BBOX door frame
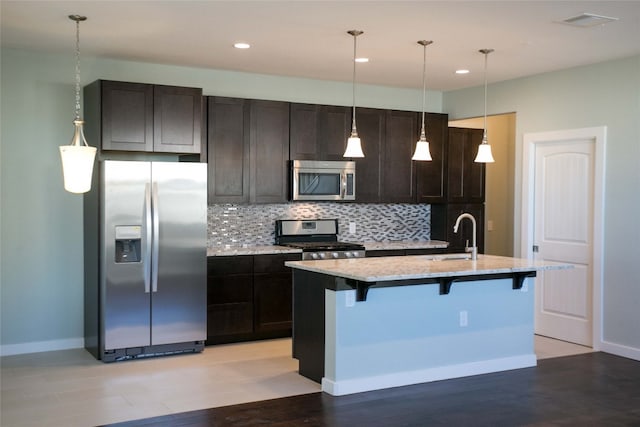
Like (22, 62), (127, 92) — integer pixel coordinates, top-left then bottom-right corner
(521, 126), (606, 350)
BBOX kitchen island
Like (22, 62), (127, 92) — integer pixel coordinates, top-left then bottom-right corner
(285, 254), (569, 396)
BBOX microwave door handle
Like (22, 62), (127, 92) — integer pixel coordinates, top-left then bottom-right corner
(341, 172), (346, 199)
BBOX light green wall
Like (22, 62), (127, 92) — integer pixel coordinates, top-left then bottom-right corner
(445, 55), (640, 354)
(0, 48), (441, 352)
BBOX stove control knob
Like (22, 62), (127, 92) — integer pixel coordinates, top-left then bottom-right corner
(319, 253), (326, 259)
(344, 252), (352, 258)
(332, 252), (340, 259)
(311, 253), (319, 260)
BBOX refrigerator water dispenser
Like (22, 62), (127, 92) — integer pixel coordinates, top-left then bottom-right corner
(115, 225), (142, 263)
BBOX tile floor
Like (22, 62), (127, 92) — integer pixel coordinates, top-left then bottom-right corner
(0, 336), (592, 427)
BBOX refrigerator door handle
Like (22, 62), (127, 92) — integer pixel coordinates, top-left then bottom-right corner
(151, 181), (160, 293)
(143, 183), (152, 293)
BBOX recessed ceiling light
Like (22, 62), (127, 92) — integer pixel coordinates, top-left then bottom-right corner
(560, 13), (619, 27)
(355, 57), (369, 63)
(456, 69), (470, 74)
(233, 42), (250, 49)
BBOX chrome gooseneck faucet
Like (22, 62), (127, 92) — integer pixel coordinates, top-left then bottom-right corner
(453, 213), (478, 260)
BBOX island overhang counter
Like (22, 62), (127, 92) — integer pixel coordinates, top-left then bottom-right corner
(285, 254), (570, 396)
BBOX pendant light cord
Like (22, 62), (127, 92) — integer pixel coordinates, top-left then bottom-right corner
(420, 42), (427, 137)
(483, 51), (488, 140)
(351, 32), (358, 135)
(74, 18), (82, 121)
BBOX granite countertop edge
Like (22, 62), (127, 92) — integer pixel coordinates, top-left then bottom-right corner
(207, 240), (449, 257)
(284, 254), (572, 283)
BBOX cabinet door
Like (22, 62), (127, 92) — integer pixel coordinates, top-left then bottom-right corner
(289, 103), (319, 160)
(101, 81), (153, 152)
(381, 110), (419, 203)
(253, 254), (299, 333)
(416, 113), (448, 203)
(354, 108), (384, 202)
(320, 105), (351, 160)
(250, 100), (290, 203)
(206, 256), (254, 341)
(289, 104), (349, 161)
(153, 85), (202, 154)
(207, 97), (250, 203)
(447, 128), (485, 203)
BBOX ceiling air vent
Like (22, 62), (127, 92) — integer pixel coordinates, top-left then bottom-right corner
(561, 13), (619, 27)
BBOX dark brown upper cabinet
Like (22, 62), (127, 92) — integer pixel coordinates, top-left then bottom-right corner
(249, 100), (290, 204)
(355, 109), (447, 204)
(207, 97), (250, 204)
(289, 103), (350, 161)
(207, 97), (289, 204)
(415, 113), (449, 203)
(381, 110), (420, 203)
(354, 108), (384, 203)
(85, 80), (202, 154)
(447, 127), (485, 203)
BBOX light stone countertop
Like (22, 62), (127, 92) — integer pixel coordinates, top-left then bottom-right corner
(207, 240), (448, 257)
(285, 254), (571, 282)
(207, 245), (301, 257)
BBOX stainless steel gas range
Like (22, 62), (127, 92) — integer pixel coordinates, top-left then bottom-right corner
(275, 219), (365, 260)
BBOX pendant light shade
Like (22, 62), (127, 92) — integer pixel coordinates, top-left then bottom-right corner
(474, 48), (495, 163)
(60, 15), (96, 194)
(343, 30), (365, 158)
(412, 40), (433, 161)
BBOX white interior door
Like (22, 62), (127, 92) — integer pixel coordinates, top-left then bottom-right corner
(533, 139), (595, 346)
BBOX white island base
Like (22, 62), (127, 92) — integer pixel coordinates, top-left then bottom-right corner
(323, 278), (535, 396)
(287, 255), (566, 396)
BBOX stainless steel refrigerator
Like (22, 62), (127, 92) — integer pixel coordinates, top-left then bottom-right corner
(84, 160), (207, 362)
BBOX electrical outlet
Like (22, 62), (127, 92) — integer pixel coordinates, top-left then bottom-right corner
(487, 220), (494, 231)
(349, 222), (356, 234)
(345, 290), (356, 307)
(459, 310), (468, 327)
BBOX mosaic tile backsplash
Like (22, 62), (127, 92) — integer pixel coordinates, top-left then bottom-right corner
(208, 203), (431, 248)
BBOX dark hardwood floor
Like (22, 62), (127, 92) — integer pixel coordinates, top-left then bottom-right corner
(102, 352), (640, 426)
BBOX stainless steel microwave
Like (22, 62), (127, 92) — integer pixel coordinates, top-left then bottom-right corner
(291, 160), (356, 201)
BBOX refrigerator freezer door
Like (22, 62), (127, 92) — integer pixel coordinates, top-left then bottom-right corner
(103, 161), (152, 350)
(151, 162), (207, 345)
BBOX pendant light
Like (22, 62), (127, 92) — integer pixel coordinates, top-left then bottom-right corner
(474, 48), (495, 163)
(59, 15), (97, 193)
(412, 40), (434, 161)
(343, 30), (365, 158)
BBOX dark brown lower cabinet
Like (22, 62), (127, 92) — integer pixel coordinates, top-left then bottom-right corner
(431, 203), (485, 254)
(206, 253), (300, 345)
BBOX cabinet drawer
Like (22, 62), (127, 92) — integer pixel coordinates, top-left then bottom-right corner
(366, 249), (405, 257)
(207, 255), (253, 276)
(254, 253), (301, 273)
(405, 248), (447, 256)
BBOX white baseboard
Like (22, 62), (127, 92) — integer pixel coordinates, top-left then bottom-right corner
(322, 354), (537, 396)
(600, 340), (640, 361)
(0, 337), (84, 357)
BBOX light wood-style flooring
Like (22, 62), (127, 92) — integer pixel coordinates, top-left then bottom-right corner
(1, 336), (591, 427)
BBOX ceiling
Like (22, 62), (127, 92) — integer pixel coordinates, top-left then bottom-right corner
(2, 1), (639, 91)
